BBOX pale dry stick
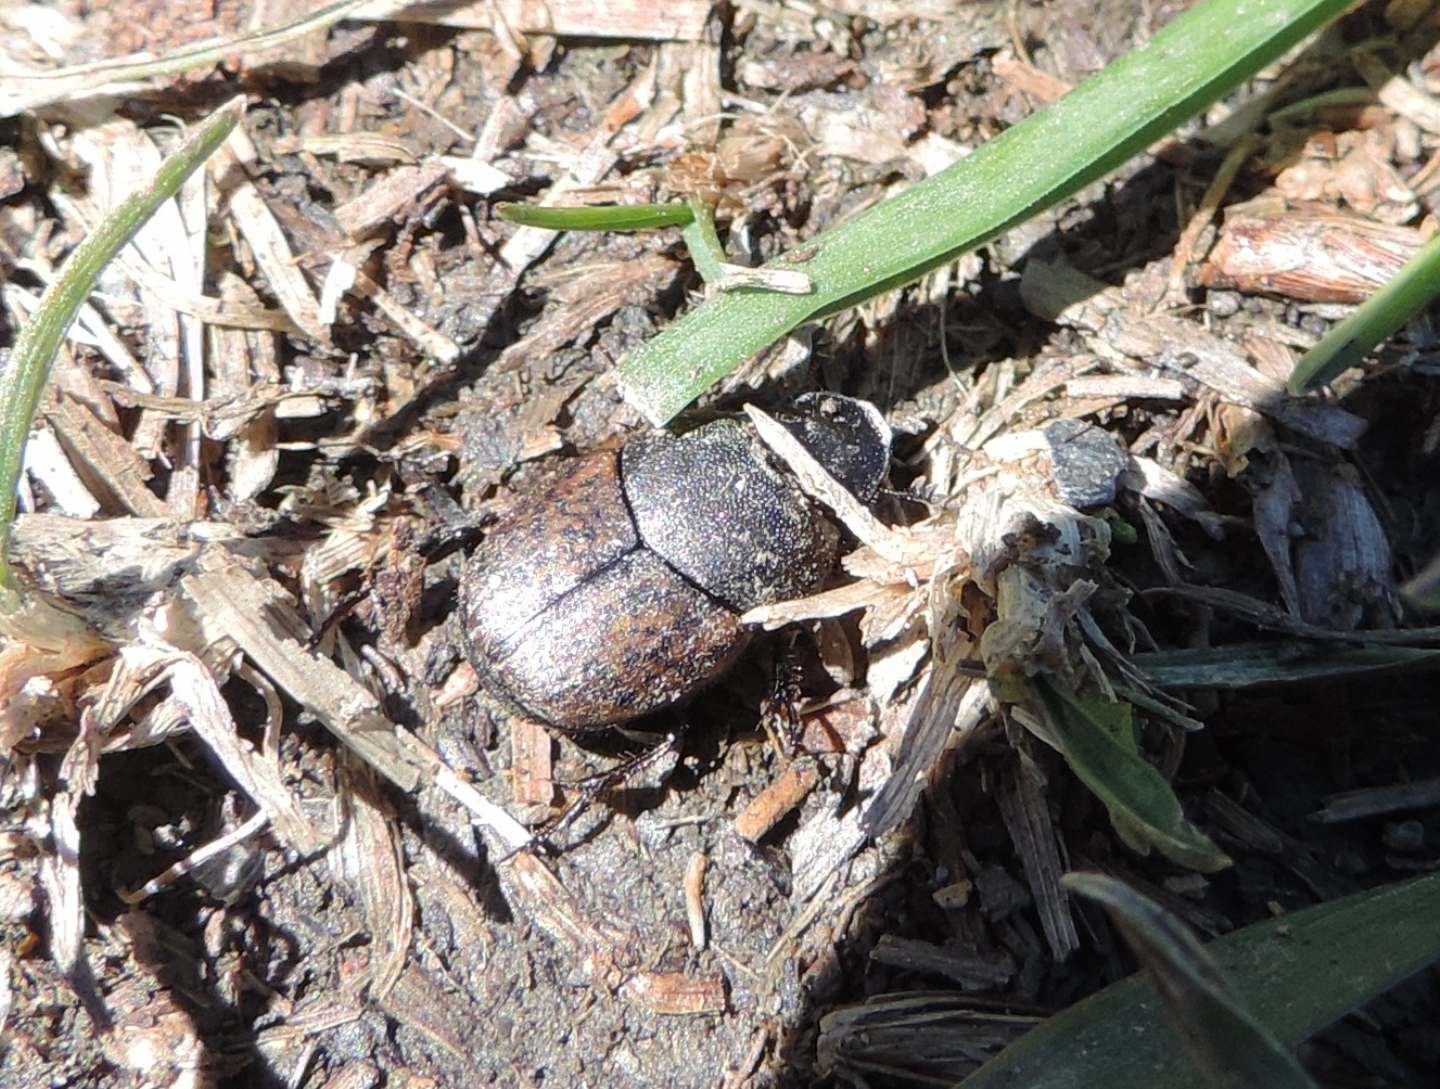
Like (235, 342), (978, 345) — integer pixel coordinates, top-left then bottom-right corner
(742, 405), (906, 565)
(389, 86), (476, 144)
(764, 867), (841, 969)
(213, 130), (328, 342)
(684, 851), (708, 950)
(18, 429), (100, 518)
(5, 275), (155, 394)
(119, 810), (270, 904)
(173, 164), (210, 518)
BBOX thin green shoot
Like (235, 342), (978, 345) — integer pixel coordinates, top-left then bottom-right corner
(1288, 228), (1440, 393)
(0, 96), (245, 601)
(496, 201), (695, 231)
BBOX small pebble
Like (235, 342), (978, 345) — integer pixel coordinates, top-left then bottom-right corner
(1206, 290), (1241, 317)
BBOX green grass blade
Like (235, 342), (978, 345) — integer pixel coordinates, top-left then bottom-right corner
(1404, 551), (1440, 609)
(1132, 642), (1440, 688)
(0, 96), (244, 598)
(1289, 228), (1440, 393)
(1031, 676), (1230, 872)
(496, 201), (695, 230)
(961, 871), (1440, 1089)
(1066, 874), (1318, 1089)
(617, 0), (1351, 424)
(679, 198), (729, 284)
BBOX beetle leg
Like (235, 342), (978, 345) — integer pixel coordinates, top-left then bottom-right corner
(523, 731), (682, 854)
(759, 632), (805, 759)
(309, 506), (485, 651)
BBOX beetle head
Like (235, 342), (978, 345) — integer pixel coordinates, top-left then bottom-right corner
(781, 393), (892, 503)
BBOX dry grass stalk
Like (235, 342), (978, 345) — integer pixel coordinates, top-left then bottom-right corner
(995, 756), (1080, 961)
(352, 0), (715, 42)
(0, 0), (404, 116)
(334, 763), (415, 1000)
(213, 130), (329, 343)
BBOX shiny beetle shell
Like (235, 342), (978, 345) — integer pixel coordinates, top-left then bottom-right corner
(459, 394), (890, 732)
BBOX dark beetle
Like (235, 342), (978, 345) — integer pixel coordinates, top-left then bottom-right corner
(460, 394), (891, 733)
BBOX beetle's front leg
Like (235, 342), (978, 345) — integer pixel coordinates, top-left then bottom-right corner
(512, 730), (683, 856)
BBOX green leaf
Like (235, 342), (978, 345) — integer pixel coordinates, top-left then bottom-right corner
(617, 0), (1352, 423)
(0, 97), (245, 601)
(962, 871), (1440, 1089)
(1030, 676), (1230, 872)
(499, 198), (775, 290)
(1066, 873), (1317, 1089)
(496, 201), (695, 230)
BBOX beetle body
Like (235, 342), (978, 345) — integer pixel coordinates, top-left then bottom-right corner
(460, 394), (890, 733)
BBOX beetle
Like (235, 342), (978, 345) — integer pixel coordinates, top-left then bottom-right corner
(459, 393), (891, 733)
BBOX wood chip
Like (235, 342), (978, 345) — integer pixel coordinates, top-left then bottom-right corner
(509, 717), (554, 807)
(1199, 206), (1426, 304)
(41, 726), (93, 979)
(1354, 51), (1440, 135)
(992, 51), (1072, 104)
(209, 274), (280, 501)
(864, 632), (988, 840)
(69, 118), (191, 459)
(734, 761), (821, 842)
(1063, 374), (1187, 401)
(995, 757), (1079, 961)
(1291, 460), (1395, 629)
(1021, 260), (1368, 449)
(21, 428), (101, 519)
(334, 763), (414, 999)
(126, 642), (328, 855)
(743, 405), (905, 564)
(869, 934), (1016, 988)
(180, 554), (421, 791)
(273, 132), (419, 165)
(42, 399), (167, 517)
(213, 130), (329, 343)
(790, 741), (894, 901)
(1311, 778), (1440, 824)
(351, 269), (461, 363)
(1205, 790), (1286, 854)
(1167, 132), (1261, 302)
(378, 962), (488, 1076)
(619, 971), (727, 1015)
(333, 160), (449, 239)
